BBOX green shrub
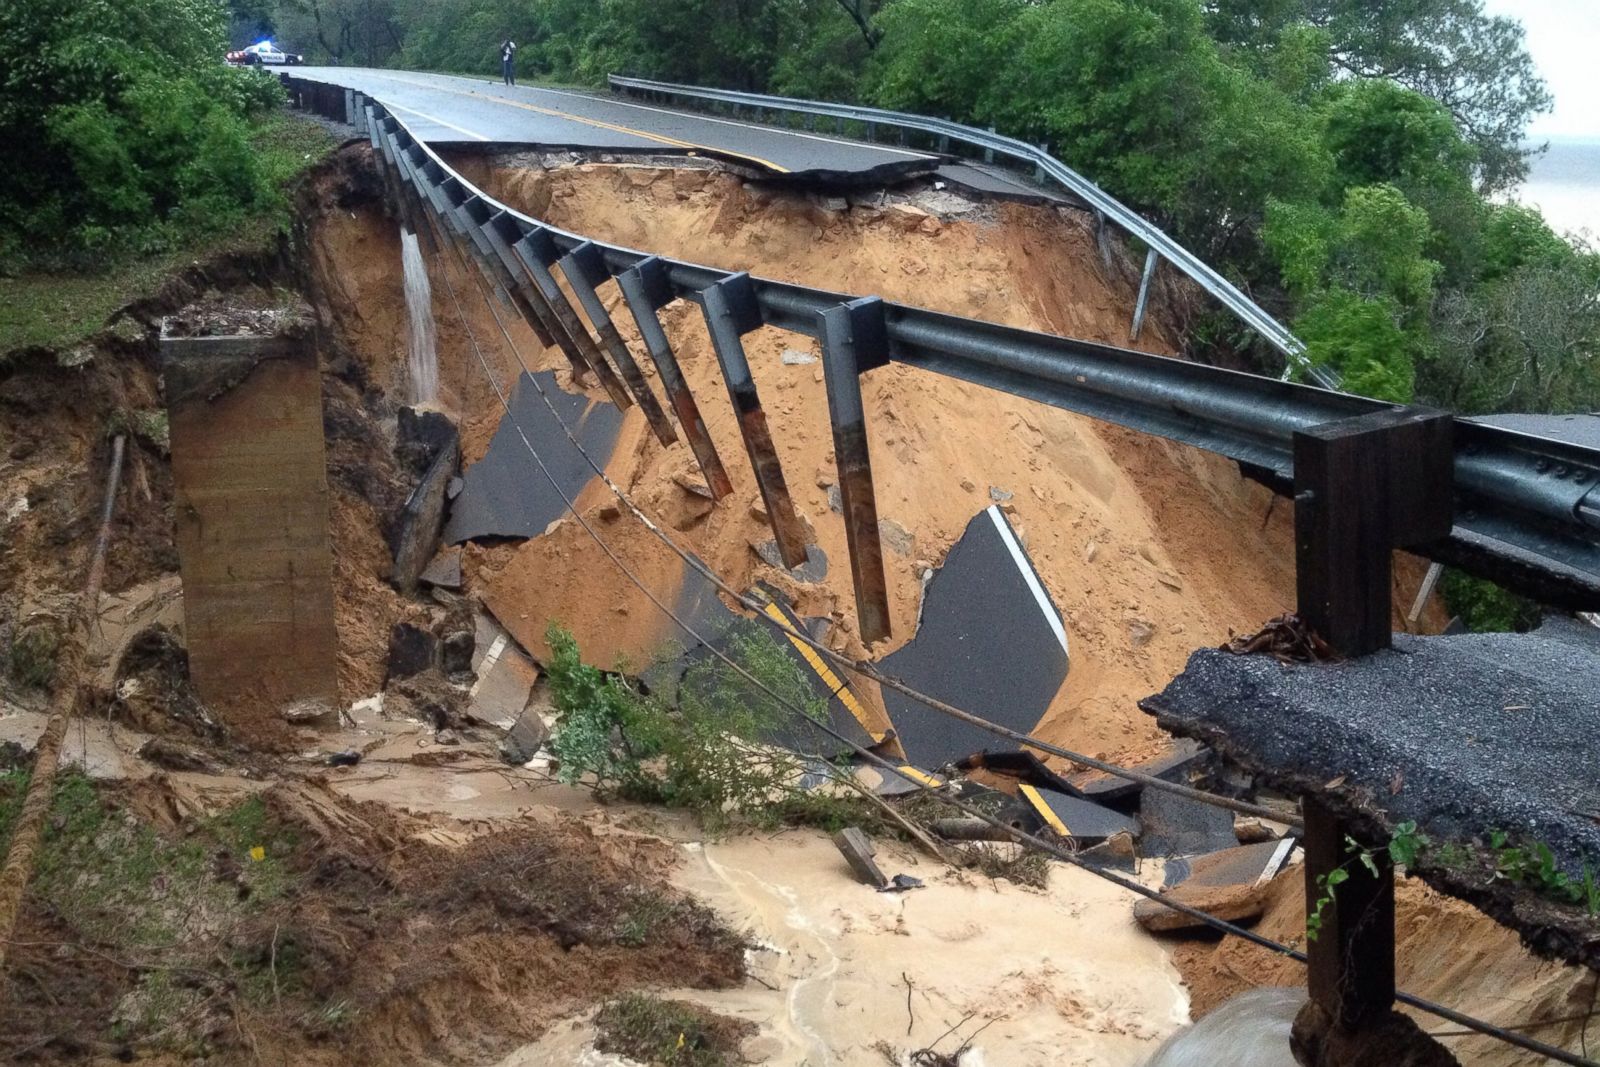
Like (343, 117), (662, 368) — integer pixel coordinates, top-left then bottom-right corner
(0, 0), (288, 268)
(545, 620), (848, 830)
(1440, 569), (1540, 633)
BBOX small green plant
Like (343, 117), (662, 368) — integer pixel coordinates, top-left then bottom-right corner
(7, 619), (61, 690)
(593, 993), (752, 1067)
(1485, 830), (1600, 916)
(1306, 821), (1429, 942)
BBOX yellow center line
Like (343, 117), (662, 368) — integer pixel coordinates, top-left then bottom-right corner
(374, 73), (791, 174)
(761, 603), (883, 740)
(1019, 783), (1069, 835)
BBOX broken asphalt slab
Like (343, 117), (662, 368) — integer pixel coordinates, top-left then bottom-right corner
(469, 614), (541, 730)
(1142, 631), (1600, 965)
(1019, 784), (1139, 845)
(1141, 632), (1600, 872)
(1068, 738), (1207, 805)
(878, 505), (1070, 769)
(444, 370), (623, 544)
(1135, 839), (1298, 933)
(1137, 783), (1239, 860)
(634, 567), (880, 760)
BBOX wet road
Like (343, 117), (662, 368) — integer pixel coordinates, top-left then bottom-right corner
(291, 67), (936, 179)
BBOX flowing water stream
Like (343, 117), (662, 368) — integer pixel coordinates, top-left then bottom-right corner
(400, 226), (439, 407)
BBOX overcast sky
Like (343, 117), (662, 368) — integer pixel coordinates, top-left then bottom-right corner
(1480, 0), (1600, 140)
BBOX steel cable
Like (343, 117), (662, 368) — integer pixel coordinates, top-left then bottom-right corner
(420, 212), (1594, 1066)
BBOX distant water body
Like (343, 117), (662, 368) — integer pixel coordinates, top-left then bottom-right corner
(1516, 137), (1600, 239)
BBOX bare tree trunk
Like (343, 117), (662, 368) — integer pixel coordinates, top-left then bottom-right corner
(833, 0), (881, 49)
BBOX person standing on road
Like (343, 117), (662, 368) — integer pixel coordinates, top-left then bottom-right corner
(500, 38), (517, 86)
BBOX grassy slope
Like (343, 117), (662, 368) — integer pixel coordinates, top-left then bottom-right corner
(0, 112), (336, 356)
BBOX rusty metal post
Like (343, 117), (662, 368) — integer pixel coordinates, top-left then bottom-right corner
(1292, 407), (1453, 1039)
(699, 273), (809, 568)
(1130, 247), (1159, 342)
(818, 297), (892, 644)
(513, 227), (635, 410)
(616, 256), (735, 499)
(558, 241), (677, 445)
(431, 174), (521, 315)
(380, 126), (441, 257)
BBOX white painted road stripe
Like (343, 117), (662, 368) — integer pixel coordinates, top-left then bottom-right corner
(986, 504), (1069, 654)
(384, 100), (490, 141)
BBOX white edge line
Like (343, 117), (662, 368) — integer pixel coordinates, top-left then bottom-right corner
(986, 504), (1069, 655)
(384, 100), (490, 141)
(468, 633), (509, 697)
(1257, 837), (1299, 886)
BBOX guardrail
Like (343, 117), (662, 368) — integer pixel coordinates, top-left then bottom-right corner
(608, 74), (1335, 388)
(281, 76), (1600, 616)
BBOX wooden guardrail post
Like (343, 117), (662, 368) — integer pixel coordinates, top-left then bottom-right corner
(1291, 407), (1452, 1050)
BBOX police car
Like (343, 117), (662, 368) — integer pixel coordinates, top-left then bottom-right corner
(227, 41), (303, 66)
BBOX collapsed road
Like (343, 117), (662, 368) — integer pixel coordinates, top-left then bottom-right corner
(290, 66), (1062, 200)
(4, 68), (1598, 1066)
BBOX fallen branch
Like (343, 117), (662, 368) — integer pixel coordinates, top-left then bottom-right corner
(0, 435), (126, 980)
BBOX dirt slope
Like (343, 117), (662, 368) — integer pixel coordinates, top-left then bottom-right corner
(1173, 871), (1600, 1065)
(326, 154), (1434, 765)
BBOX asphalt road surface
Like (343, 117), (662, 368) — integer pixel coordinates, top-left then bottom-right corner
(293, 68), (935, 177)
(292, 67), (1059, 198)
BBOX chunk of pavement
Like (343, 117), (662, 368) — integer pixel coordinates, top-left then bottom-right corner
(855, 763), (944, 797)
(1069, 738), (1207, 804)
(391, 429), (460, 594)
(385, 622), (439, 683)
(419, 546), (463, 590)
(469, 624), (540, 730)
(833, 827), (889, 888)
(879, 505), (1069, 768)
(750, 539), (829, 583)
(445, 370), (624, 543)
(1140, 633), (1600, 881)
(781, 348), (817, 365)
(441, 629), (474, 676)
(1019, 784), (1140, 845)
(1139, 782), (1240, 859)
(672, 471), (716, 501)
(669, 602), (880, 760)
(989, 486), (1013, 503)
(879, 518), (914, 557)
(1135, 839), (1298, 933)
(1134, 878), (1271, 934)
(499, 706), (550, 764)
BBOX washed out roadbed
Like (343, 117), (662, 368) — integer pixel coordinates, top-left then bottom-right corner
(0, 760), (746, 1065)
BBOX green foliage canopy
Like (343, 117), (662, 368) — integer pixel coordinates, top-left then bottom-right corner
(0, 0), (284, 266)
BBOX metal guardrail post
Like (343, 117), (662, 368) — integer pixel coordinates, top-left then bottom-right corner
(700, 273), (811, 568)
(308, 98), (1600, 606)
(616, 256), (735, 499)
(513, 227), (634, 408)
(1131, 247), (1159, 342)
(818, 297), (893, 644)
(559, 241), (677, 445)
